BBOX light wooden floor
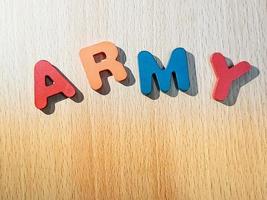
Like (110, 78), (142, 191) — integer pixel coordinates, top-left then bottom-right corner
(0, 0), (266, 199)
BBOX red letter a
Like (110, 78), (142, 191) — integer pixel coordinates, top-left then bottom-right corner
(34, 60), (76, 109)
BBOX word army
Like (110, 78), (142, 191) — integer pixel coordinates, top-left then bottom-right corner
(34, 41), (255, 111)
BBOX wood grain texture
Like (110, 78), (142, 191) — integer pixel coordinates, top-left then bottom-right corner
(0, 0), (266, 199)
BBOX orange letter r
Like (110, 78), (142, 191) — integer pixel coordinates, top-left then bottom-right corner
(79, 41), (127, 90)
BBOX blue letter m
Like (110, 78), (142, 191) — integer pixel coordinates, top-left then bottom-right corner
(138, 48), (190, 95)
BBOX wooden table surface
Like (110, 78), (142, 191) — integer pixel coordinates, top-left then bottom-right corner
(0, 0), (266, 199)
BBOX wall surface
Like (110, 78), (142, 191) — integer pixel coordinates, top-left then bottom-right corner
(0, 0), (266, 199)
